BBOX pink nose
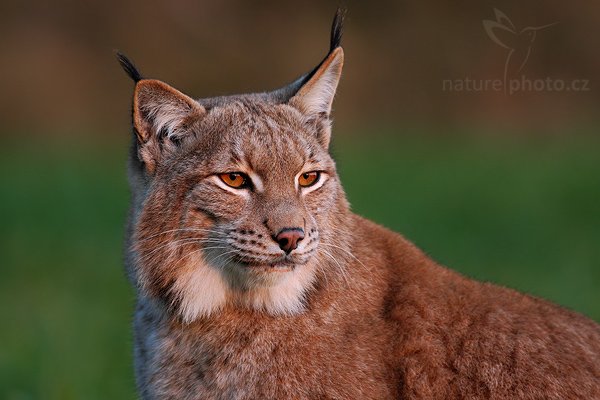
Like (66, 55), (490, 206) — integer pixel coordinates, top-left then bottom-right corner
(275, 228), (305, 254)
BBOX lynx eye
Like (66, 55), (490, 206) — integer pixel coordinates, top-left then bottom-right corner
(298, 171), (320, 188)
(219, 172), (249, 189)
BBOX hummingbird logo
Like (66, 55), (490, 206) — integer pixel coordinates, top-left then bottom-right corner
(483, 9), (556, 89)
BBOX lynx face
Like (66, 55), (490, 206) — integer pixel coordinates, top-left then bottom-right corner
(183, 102), (337, 276)
(121, 21), (346, 322)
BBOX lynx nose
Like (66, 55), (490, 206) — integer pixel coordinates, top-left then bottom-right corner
(275, 228), (305, 254)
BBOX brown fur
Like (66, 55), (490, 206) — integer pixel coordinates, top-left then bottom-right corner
(119, 11), (600, 399)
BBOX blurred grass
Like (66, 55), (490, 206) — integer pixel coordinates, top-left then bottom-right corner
(1, 131), (599, 399)
(0, 135), (133, 400)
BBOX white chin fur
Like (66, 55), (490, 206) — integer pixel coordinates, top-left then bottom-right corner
(172, 258), (317, 323)
(171, 260), (228, 323)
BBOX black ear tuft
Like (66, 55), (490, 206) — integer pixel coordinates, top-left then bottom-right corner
(330, 7), (345, 51)
(115, 51), (143, 83)
(264, 7), (347, 104)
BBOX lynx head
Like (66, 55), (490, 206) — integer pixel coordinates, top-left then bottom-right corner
(120, 10), (350, 322)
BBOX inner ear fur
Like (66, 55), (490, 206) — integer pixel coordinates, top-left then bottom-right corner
(133, 79), (206, 144)
(289, 47), (344, 148)
(132, 80), (205, 173)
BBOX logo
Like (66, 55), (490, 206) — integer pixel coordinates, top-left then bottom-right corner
(441, 9), (589, 94)
(483, 9), (556, 88)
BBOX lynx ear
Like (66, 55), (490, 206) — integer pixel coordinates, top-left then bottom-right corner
(133, 79), (206, 144)
(117, 52), (206, 173)
(288, 9), (345, 148)
(289, 47), (344, 119)
(129, 80), (206, 173)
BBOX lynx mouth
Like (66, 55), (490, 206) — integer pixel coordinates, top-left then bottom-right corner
(242, 260), (297, 272)
(229, 251), (313, 273)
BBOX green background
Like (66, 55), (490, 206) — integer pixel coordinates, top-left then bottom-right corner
(1, 131), (599, 399)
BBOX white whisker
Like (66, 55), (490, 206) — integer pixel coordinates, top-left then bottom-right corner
(135, 227), (226, 244)
(320, 247), (350, 287)
(320, 242), (368, 271)
(139, 237), (226, 263)
(170, 246), (233, 268)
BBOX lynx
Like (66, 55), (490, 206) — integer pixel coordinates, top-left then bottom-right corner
(118, 10), (600, 399)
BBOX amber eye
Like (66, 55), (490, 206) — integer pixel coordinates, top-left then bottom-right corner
(219, 172), (249, 189)
(298, 171), (320, 188)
